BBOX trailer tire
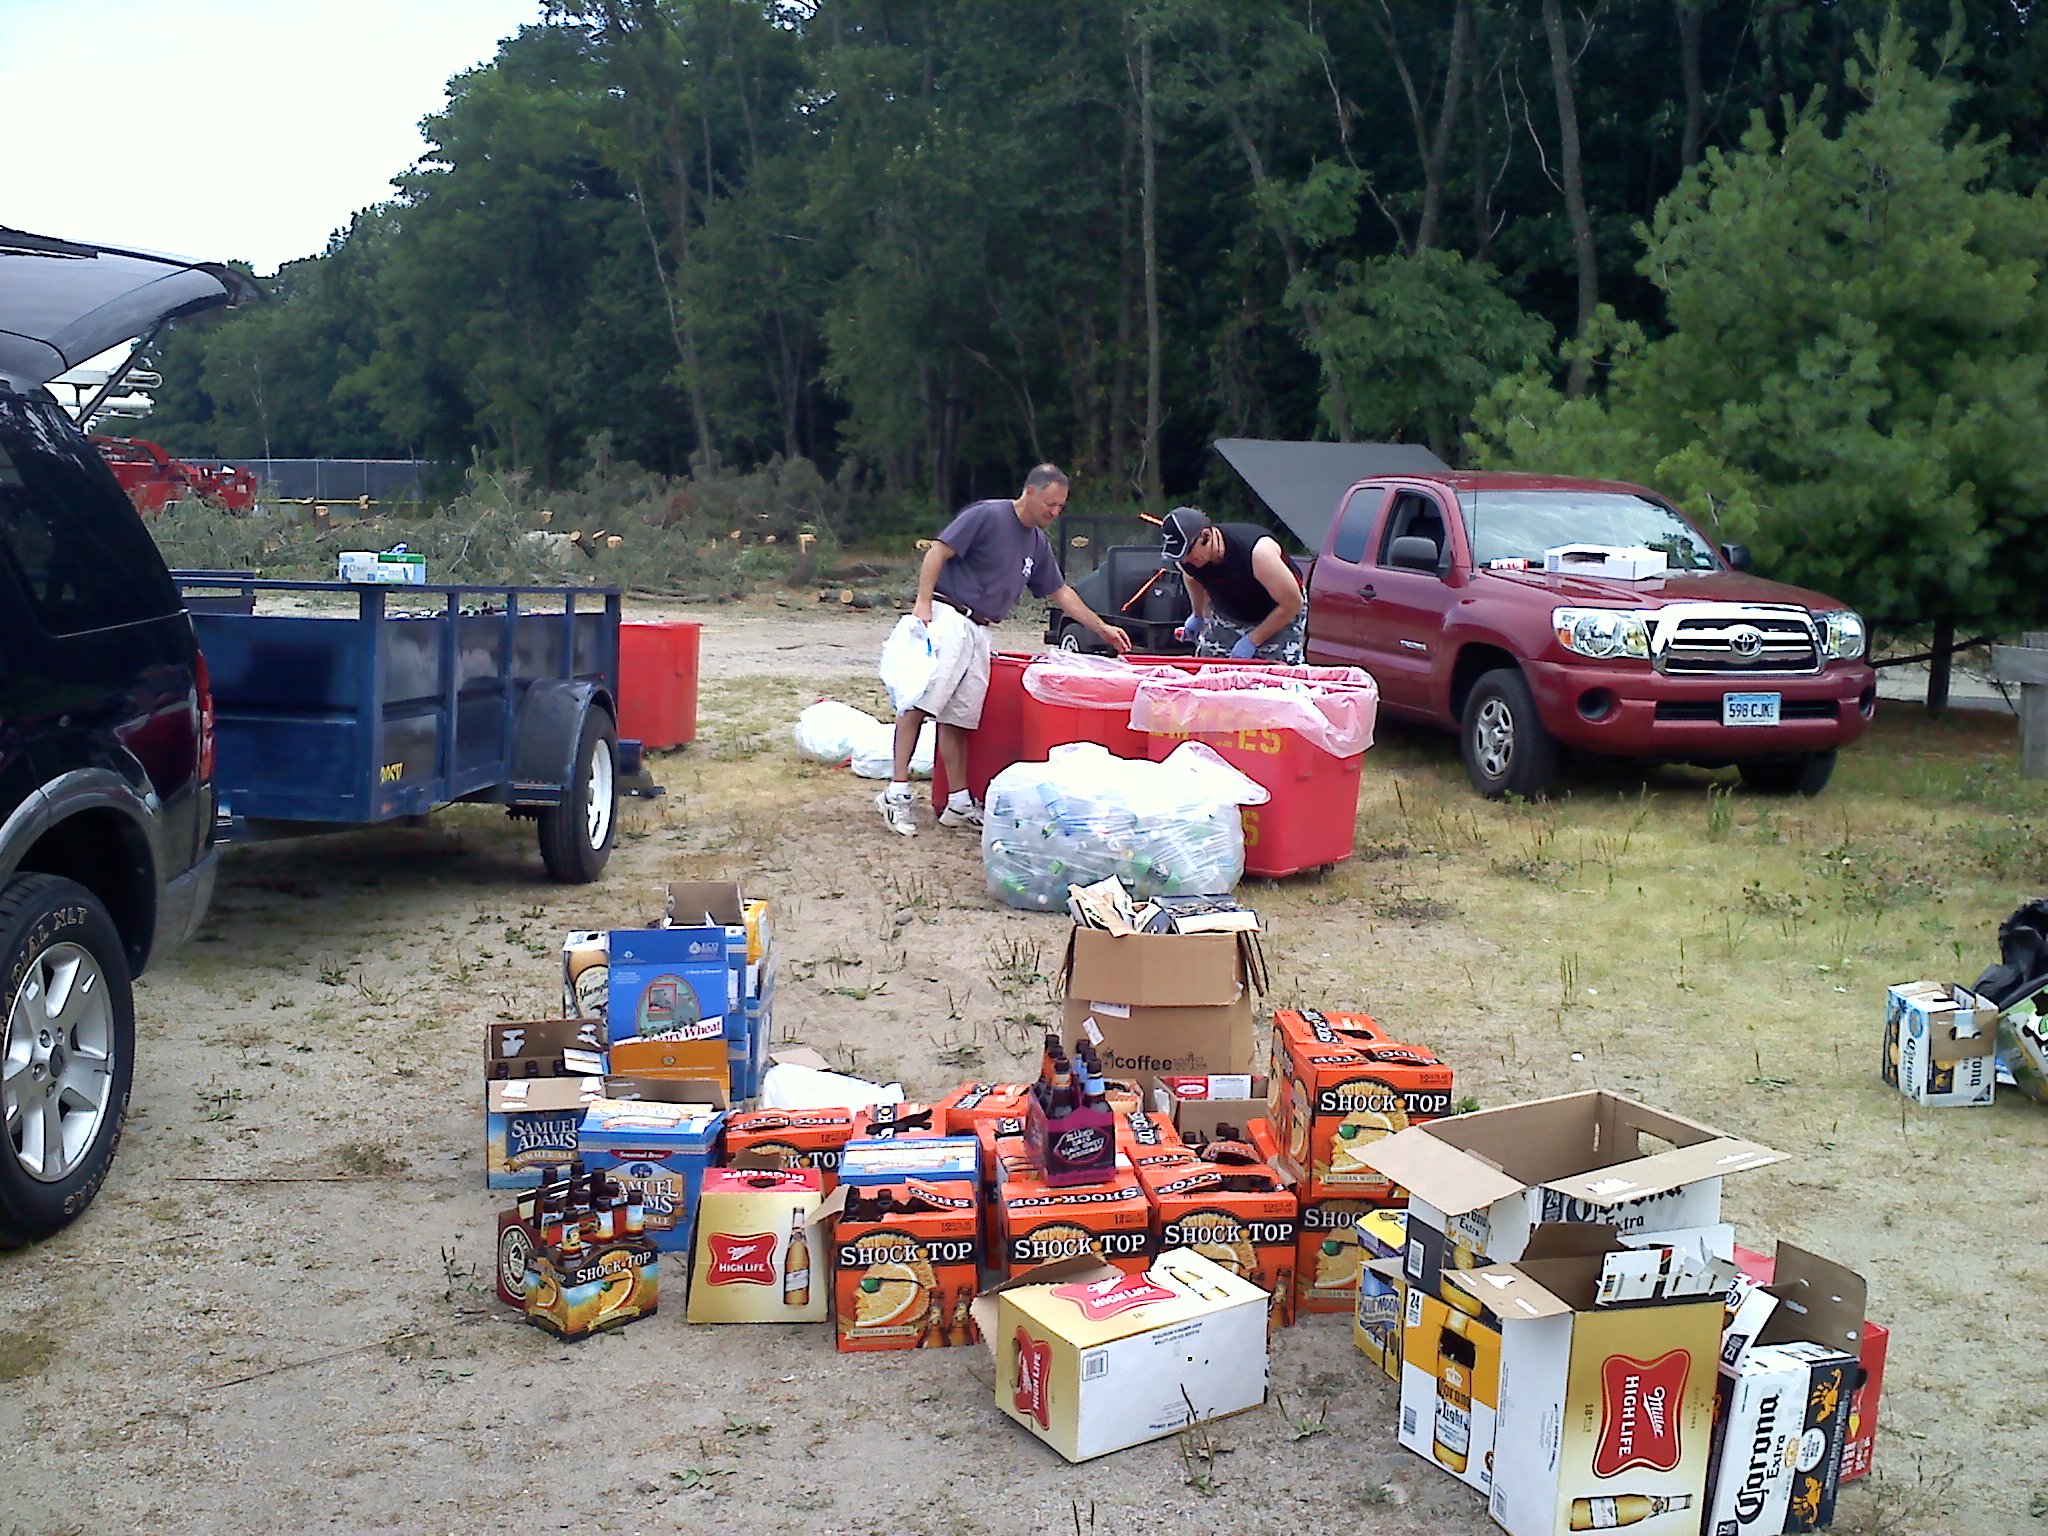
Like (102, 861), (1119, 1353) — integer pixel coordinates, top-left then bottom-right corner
(538, 708), (617, 884)
(0, 875), (135, 1248)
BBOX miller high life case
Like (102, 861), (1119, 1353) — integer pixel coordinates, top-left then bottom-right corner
(1464, 1226), (1724, 1536)
(997, 1162), (1154, 1279)
(830, 1179), (982, 1352)
(975, 1250), (1270, 1463)
(1141, 1159), (1298, 1329)
(1268, 1009), (1453, 1200)
(686, 1168), (828, 1323)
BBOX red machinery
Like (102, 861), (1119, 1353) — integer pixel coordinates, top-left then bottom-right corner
(90, 436), (258, 514)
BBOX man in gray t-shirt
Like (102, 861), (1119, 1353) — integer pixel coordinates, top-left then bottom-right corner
(877, 463), (1132, 836)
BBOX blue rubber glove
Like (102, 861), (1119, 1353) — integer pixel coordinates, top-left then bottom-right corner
(1229, 634), (1258, 660)
(1177, 614), (1206, 644)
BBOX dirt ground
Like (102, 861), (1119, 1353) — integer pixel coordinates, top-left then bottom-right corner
(3, 597), (2043, 1536)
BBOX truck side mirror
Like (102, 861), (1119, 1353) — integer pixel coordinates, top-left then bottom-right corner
(1388, 535), (1440, 573)
(1721, 542), (1752, 572)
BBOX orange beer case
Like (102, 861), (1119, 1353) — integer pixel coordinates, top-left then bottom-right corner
(938, 1081), (1033, 1136)
(723, 1107), (859, 1190)
(686, 1168), (829, 1323)
(1296, 1197), (1379, 1314)
(1140, 1159), (1298, 1329)
(997, 1162), (1155, 1278)
(1268, 1009), (1453, 1200)
(830, 1180), (981, 1351)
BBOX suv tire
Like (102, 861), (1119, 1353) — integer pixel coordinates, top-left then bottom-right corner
(1738, 750), (1837, 797)
(1462, 668), (1558, 800)
(0, 874), (135, 1247)
(538, 708), (618, 884)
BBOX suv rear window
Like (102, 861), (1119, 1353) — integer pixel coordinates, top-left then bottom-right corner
(0, 392), (179, 634)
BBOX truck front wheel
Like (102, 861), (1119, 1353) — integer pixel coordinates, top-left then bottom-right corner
(1737, 750), (1836, 796)
(1462, 669), (1558, 800)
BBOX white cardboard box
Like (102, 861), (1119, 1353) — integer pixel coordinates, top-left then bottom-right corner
(337, 550), (426, 584)
(1543, 544), (1669, 580)
(976, 1248), (1269, 1463)
(1882, 981), (1997, 1106)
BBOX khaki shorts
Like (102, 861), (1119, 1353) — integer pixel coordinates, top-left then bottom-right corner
(912, 604), (991, 728)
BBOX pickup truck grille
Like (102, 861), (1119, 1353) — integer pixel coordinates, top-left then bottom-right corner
(1650, 605), (1821, 677)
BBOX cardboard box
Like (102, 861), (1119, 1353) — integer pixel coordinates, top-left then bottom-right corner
(997, 1162), (1154, 1278)
(608, 926), (737, 1047)
(723, 1107), (858, 1190)
(609, 1035), (730, 1096)
(1400, 1283), (1504, 1494)
(561, 930), (609, 1020)
(976, 1250), (1270, 1463)
(485, 1018), (607, 1083)
(1542, 543), (1667, 580)
(1356, 1251), (1407, 1381)
(338, 549), (426, 584)
(1463, 1227), (1726, 1536)
(1296, 1197), (1379, 1315)
(1365, 1091), (1783, 1307)
(576, 1080), (727, 1254)
(937, 1081), (1033, 1136)
(1060, 927), (1265, 1090)
(1268, 1010), (1453, 1199)
(1142, 1158), (1298, 1330)
(686, 1167), (829, 1323)
(1703, 1342), (1857, 1536)
(838, 1136), (980, 1189)
(1115, 1109), (1191, 1170)
(1731, 1243), (1882, 1487)
(830, 1180), (981, 1351)
(1883, 981), (1997, 1106)
(486, 1075), (604, 1189)
(1157, 1075), (1271, 1147)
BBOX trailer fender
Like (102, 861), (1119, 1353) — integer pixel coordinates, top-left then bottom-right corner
(508, 680), (614, 804)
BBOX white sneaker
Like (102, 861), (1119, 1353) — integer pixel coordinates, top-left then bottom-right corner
(938, 800), (984, 829)
(876, 790), (918, 836)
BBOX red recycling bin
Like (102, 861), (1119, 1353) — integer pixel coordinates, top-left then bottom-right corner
(1135, 666), (1377, 879)
(932, 652), (1033, 810)
(1018, 657), (1151, 761)
(617, 620), (701, 750)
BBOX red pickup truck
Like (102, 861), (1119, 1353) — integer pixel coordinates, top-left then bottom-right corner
(1218, 440), (1876, 799)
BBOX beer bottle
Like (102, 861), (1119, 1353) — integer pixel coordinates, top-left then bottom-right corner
(1433, 1319), (1476, 1474)
(1048, 1058), (1074, 1119)
(917, 1288), (947, 1348)
(1567, 1493), (1692, 1530)
(782, 1209), (812, 1308)
(947, 1288), (974, 1347)
(623, 1187), (646, 1239)
(593, 1191), (616, 1245)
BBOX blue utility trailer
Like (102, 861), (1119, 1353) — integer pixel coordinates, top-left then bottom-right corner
(174, 575), (632, 882)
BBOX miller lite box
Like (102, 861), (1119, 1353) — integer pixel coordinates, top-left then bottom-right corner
(1466, 1224), (1727, 1536)
(974, 1249), (1269, 1463)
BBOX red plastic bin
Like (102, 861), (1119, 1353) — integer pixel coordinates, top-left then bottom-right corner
(1146, 727), (1362, 877)
(932, 652), (1034, 810)
(617, 620), (701, 750)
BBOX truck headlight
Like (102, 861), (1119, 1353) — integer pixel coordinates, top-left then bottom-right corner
(1552, 608), (1650, 660)
(1821, 610), (1866, 660)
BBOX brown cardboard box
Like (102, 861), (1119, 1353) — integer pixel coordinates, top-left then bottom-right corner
(1059, 926), (1265, 1092)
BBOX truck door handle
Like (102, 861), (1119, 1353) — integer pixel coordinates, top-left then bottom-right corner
(1357, 584), (1376, 601)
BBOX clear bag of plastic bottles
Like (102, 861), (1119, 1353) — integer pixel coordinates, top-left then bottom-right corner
(981, 741), (1269, 912)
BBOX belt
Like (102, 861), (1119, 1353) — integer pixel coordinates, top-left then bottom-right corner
(934, 593), (994, 626)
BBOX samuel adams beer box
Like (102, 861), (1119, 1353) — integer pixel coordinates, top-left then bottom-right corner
(484, 1020), (607, 1189)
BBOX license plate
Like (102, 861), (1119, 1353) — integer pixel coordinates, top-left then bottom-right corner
(1722, 691), (1781, 726)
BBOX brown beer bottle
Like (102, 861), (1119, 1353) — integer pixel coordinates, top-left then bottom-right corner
(782, 1209), (812, 1307)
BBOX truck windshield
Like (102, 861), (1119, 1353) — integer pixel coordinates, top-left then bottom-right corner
(1456, 490), (1719, 572)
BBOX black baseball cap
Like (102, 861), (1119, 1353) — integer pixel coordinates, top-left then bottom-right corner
(1160, 506), (1210, 562)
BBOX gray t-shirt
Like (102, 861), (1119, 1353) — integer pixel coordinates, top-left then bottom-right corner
(932, 498), (1063, 622)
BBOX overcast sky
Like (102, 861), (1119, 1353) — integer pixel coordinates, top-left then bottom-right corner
(2, 0), (545, 275)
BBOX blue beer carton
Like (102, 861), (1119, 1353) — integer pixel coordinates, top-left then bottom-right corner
(608, 927), (738, 1046)
(578, 1077), (729, 1255)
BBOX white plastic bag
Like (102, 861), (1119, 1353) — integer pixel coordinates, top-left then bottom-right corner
(1129, 665), (1380, 758)
(794, 699), (932, 778)
(759, 1060), (906, 1111)
(981, 741), (1268, 912)
(879, 615), (939, 715)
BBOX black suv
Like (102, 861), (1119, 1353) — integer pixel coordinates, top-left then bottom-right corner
(0, 230), (252, 1244)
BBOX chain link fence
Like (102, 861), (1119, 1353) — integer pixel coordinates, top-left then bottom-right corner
(193, 458), (440, 504)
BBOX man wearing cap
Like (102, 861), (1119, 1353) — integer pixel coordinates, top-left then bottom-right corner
(877, 464), (1132, 837)
(1160, 506), (1306, 664)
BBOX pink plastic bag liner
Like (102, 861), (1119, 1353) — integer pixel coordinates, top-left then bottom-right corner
(1020, 653), (1149, 709)
(1129, 665), (1380, 758)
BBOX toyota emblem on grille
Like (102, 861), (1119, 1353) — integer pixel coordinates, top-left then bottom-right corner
(1728, 625), (1764, 658)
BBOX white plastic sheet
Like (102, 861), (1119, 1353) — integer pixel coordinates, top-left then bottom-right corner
(759, 1060), (905, 1110)
(1129, 665), (1380, 758)
(981, 741), (1267, 912)
(1020, 652), (1147, 708)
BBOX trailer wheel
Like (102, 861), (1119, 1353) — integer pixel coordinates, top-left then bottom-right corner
(538, 708), (617, 883)
(0, 875), (135, 1248)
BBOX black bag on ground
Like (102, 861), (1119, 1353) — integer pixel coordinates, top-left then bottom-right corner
(1971, 897), (2048, 1006)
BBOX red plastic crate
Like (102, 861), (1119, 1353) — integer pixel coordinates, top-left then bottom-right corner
(617, 620), (701, 750)
(1146, 726), (1362, 877)
(932, 651), (1033, 809)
